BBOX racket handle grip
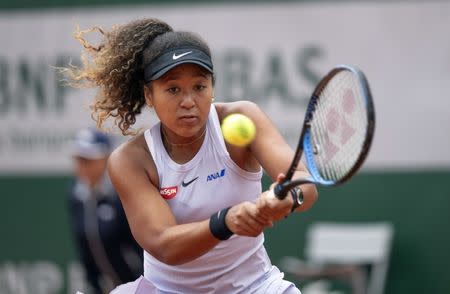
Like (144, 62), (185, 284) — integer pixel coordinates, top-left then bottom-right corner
(274, 183), (289, 200)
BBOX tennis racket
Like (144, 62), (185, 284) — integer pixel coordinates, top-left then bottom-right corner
(274, 65), (375, 199)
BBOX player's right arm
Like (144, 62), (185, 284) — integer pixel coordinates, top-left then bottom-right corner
(107, 135), (269, 265)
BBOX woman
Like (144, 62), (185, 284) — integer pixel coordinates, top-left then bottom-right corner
(66, 18), (318, 294)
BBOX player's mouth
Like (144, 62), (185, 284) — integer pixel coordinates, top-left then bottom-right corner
(179, 115), (198, 124)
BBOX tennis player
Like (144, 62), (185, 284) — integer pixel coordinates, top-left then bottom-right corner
(65, 18), (318, 294)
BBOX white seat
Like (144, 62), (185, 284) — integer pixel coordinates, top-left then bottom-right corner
(280, 222), (394, 294)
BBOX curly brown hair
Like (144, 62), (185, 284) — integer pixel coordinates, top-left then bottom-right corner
(63, 18), (174, 135)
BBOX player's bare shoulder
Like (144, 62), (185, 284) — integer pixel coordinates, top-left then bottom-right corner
(108, 132), (158, 186)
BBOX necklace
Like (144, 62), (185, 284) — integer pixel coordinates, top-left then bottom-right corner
(161, 126), (207, 147)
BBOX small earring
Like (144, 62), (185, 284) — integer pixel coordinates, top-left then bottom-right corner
(211, 97), (215, 102)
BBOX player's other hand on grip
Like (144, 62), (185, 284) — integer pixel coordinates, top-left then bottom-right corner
(256, 174), (293, 222)
(225, 202), (273, 237)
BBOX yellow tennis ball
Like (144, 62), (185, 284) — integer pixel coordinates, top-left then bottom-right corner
(221, 113), (256, 147)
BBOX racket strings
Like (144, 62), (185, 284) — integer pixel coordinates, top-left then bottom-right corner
(328, 72), (366, 179)
(310, 70), (369, 182)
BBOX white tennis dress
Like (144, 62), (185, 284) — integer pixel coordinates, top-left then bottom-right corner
(111, 105), (300, 294)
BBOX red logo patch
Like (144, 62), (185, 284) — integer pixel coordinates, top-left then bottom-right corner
(159, 186), (178, 199)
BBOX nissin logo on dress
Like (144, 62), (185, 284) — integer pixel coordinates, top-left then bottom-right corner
(207, 168), (226, 182)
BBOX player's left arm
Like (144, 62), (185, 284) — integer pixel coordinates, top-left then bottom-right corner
(221, 101), (318, 215)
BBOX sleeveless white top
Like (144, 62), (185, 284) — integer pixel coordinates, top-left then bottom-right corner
(143, 105), (273, 293)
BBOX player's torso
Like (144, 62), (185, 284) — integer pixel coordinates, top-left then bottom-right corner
(159, 143), (261, 224)
(142, 105), (273, 293)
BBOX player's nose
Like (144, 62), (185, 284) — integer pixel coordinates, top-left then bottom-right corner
(179, 91), (196, 108)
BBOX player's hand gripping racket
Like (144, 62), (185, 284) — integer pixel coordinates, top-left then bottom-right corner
(274, 65), (375, 199)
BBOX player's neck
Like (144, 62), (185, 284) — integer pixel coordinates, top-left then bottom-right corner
(160, 126), (206, 164)
(161, 126), (206, 147)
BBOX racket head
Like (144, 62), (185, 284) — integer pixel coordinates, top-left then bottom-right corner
(274, 65), (375, 198)
(304, 65), (375, 186)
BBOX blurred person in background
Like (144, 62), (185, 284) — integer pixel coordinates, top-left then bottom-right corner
(68, 128), (143, 294)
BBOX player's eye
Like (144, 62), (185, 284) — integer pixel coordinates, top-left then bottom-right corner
(194, 84), (206, 91)
(167, 87), (179, 94)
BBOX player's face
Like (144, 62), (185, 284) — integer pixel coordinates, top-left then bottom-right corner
(145, 64), (213, 142)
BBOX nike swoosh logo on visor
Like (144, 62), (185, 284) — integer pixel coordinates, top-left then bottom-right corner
(173, 51), (193, 60)
(181, 176), (199, 187)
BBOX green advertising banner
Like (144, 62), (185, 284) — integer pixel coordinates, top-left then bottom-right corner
(2, 171), (450, 293)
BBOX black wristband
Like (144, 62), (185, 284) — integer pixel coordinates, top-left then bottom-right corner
(209, 206), (234, 240)
(290, 187), (303, 213)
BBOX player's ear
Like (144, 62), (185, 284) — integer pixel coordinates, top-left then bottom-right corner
(144, 85), (153, 107)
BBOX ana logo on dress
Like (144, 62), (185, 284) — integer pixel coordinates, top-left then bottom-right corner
(160, 186), (178, 199)
(207, 168), (226, 182)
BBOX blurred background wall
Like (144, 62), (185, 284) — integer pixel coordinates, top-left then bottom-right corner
(0, 0), (449, 293)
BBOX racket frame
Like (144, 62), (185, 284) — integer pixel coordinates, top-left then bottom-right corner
(274, 65), (375, 199)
